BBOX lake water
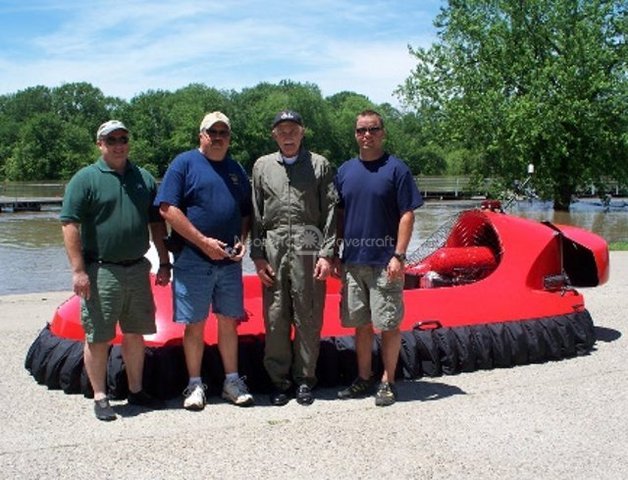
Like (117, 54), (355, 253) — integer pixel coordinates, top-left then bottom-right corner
(0, 200), (626, 296)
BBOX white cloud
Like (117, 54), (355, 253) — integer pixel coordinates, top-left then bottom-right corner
(0, 0), (440, 106)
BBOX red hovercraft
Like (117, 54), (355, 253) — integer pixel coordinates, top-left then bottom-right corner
(25, 201), (609, 399)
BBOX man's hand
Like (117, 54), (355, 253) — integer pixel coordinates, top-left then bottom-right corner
(387, 256), (405, 280)
(254, 259), (276, 286)
(72, 271), (91, 299)
(229, 241), (247, 262)
(314, 257), (332, 281)
(155, 265), (171, 286)
(330, 257), (342, 279)
(200, 236), (229, 260)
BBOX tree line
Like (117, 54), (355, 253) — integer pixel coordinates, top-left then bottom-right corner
(0, 81), (445, 182)
(0, 0), (625, 210)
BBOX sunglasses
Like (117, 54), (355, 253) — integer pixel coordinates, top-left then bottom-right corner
(206, 128), (230, 138)
(355, 126), (382, 136)
(104, 136), (129, 146)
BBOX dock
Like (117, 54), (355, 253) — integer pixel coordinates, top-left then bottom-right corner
(0, 196), (63, 213)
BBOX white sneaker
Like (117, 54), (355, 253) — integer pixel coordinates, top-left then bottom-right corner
(222, 376), (254, 407)
(183, 383), (207, 411)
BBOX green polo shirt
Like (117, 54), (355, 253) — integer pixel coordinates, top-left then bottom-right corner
(60, 157), (161, 263)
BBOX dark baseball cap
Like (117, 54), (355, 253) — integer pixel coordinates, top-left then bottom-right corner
(272, 110), (303, 129)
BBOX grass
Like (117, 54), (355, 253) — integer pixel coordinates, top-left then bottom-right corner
(609, 241), (628, 251)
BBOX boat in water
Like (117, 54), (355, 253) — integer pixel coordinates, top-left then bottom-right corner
(25, 202), (609, 399)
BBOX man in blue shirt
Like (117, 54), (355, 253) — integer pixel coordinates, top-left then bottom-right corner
(156, 112), (254, 410)
(334, 110), (423, 406)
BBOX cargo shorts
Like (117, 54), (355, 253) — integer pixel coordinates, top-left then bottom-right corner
(81, 258), (156, 343)
(340, 264), (404, 331)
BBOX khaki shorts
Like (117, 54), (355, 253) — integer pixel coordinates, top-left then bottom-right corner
(340, 264), (404, 331)
(81, 258), (156, 343)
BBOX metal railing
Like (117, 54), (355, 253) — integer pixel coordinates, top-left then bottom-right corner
(416, 176), (489, 199)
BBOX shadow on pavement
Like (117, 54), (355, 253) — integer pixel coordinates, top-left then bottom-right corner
(595, 326), (622, 343)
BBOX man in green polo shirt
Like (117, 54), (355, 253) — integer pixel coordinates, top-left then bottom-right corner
(60, 120), (171, 421)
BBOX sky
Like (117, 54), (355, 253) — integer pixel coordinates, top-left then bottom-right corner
(0, 0), (443, 107)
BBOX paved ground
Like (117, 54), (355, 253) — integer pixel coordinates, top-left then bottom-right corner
(1, 253), (626, 479)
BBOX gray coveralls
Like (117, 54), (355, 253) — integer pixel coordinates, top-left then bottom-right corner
(251, 149), (337, 389)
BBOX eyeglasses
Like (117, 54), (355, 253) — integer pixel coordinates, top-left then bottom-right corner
(104, 136), (129, 146)
(355, 126), (382, 136)
(206, 128), (230, 138)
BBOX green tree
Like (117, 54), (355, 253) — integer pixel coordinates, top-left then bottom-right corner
(326, 91), (376, 166)
(120, 89), (176, 174)
(0, 113), (19, 177)
(0, 86), (53, 121)
(0, 84), (124, 179)
(231, 81), (335, 170)
(4, 113), (94, 180)
(58, 123), (96, 178)
(324, 95), (439, 174)
(1, 87), (53, 176)
(121, 85), (231, 176)
(384, 111), (448, 175)
(166, 84), (231, 163)
(398, 0), (627, 209)
(51, 82), (121, 135)
(0, 80), (427, 181)
(230, 82), (284, 169)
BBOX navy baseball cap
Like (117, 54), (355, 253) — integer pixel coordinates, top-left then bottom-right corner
(272, 110), (303, 129)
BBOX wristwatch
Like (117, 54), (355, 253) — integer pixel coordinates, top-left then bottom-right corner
(392, 252), (406, 262)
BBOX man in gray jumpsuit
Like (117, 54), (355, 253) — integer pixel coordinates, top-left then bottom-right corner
(251, 110), (337, 406)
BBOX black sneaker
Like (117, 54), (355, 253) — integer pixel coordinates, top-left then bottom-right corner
(374, 382), (397, 407)
(128, 390), (166, 409)
(296, 384), (314, 406)
(337, 376), (374, 400)
(94, 398), (116, 421)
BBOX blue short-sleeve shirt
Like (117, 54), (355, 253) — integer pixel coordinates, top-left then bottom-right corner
(335, 154), (423, 267)
(155, 149), (252, 263)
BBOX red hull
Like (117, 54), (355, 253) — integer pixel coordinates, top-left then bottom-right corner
(27, 208), (607, 398)
(49, 210), (609, 346)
